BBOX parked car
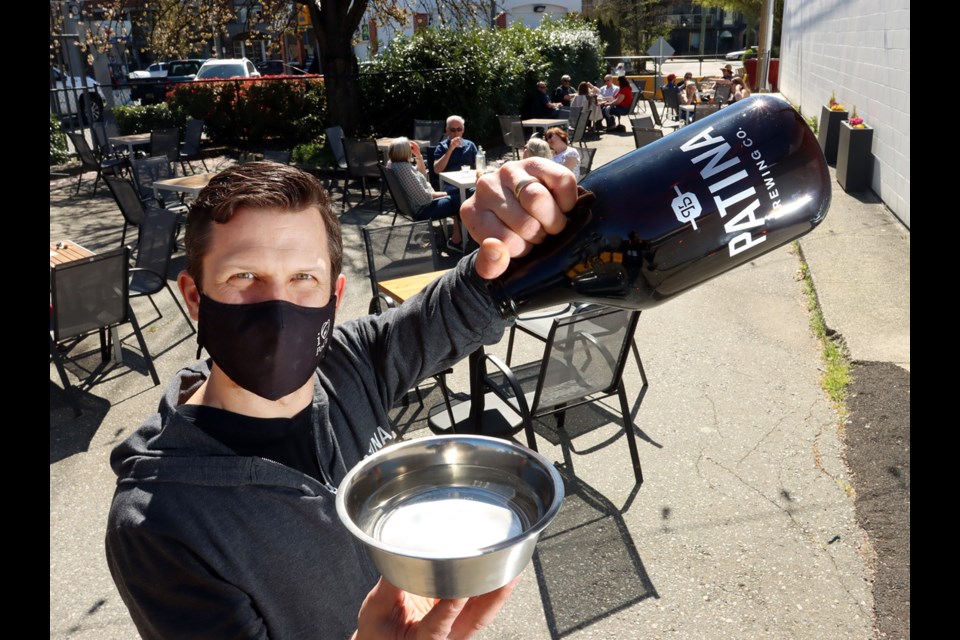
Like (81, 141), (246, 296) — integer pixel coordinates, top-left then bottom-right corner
(194, 58), (261, 80)
(256, 59), (307, 76)
(50, 66), (105, 123)
(128, 62), (169, 80)
(129, 59), (206, 104)
(725, 47), (759, 61)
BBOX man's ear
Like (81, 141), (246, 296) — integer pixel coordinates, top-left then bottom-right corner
(178, 271), (201, 321)
(334, 273), (346, 312)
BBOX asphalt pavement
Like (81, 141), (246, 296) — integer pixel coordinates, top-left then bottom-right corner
(50, 97), (909, 639)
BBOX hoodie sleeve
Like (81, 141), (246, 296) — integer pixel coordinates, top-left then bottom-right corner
(105, 524), (269, 640)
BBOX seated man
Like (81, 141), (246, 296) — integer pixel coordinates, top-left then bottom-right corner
(433, 114), (479, 202)
(601, 75), (634, 131)
(104, 158), (579, 640)
(529, 80), (563, 118)
(552, 74), (576, 110)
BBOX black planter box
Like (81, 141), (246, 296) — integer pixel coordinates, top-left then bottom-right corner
(836, 122), (874, 193)
(818, 105), (849, 165)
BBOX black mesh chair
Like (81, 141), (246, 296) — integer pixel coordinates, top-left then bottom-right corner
(628, 115), (655, 130)
(413, 119), (445, 146)
(647, 99), (681, 132)
(150, 127), (181, 167)
(379, 164), (420, 227)
(91, 120), (123, 161)
(693, 102), (722, 123)
(50, 246), (160, 416)
(325, 125), (349, 196)
(497, 115), (525, 159)
(129, 207), (196, 334)
(578, 147), (597, 181)
(104, 173), (148, 249)
(477, 305), (645, 486)
(569, 107), (590, 148)
(661, 88), (682, 122)
(633, 127), (664, 149)
(341, 137), (384, 212)
(179, 118), (208, 174)
(360, 220), (454, 423)
(713, 83), (733, 106)
(65, 130), (127, 197)
(130, 156), (188, 213)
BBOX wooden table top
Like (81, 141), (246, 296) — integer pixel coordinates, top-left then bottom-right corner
(50, 241), (94, 269)
(377, 270), (450, 304)
(108, 133), (151, 144)
(152, 172), (216, 196)
(376, 137), (430, 149)
(522, 117), (569, 129)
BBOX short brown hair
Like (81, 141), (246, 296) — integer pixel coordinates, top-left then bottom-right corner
(185, 161), (341, 291)
(544, 127), (568, 144)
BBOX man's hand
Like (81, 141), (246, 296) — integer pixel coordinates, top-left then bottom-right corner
(461, 158), (579, 281)
(353, 575), (521, 640)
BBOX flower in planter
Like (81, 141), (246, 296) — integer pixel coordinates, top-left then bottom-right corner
(828, 91), (846, 111)
(848, 105), (867, 128)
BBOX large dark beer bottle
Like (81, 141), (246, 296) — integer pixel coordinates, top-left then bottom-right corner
(487, 95), (831, 318)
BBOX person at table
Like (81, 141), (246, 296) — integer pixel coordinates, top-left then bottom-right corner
(544, 126), (580, 181)
(571, 81), (603, 132)
(388, 137), (464, 247)
(552, 74), (576, 109)
(522, 135), (552, 160)
(104, 158), (579, 640)
(529, 80), (564, 118)
(679, 72), (699, 124)
(601, 75), (633, 132)
(596, 74), (620, 130)
(718, 63), (735, 83)
(661, 73), (680, 97)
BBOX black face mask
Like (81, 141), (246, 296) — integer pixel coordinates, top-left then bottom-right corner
(197, 294), (337, 401)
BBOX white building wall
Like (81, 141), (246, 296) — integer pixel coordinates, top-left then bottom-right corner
(779, 0), (910, 227)
(501, 1), (582, 28)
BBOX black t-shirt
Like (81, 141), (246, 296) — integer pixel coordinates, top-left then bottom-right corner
(179, 403), (323, 482)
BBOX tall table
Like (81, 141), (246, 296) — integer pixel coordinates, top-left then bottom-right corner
(521, 117), (569, 134)
(376, 270), (517, 438)
(50, 240), (123, 363)
(108, 133), (152, 157)
(152, 171), (217, 200)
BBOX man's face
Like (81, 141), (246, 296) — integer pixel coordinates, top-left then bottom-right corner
(604, 76), (613, 86)
(446, 119), (464, 140)
(538, 83), (547, 93)
(180, 205), (344, 319)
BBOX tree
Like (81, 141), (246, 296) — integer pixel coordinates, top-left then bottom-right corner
(592, 0), (671, 68)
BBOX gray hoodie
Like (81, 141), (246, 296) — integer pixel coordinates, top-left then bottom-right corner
(105, 257), (507, 639)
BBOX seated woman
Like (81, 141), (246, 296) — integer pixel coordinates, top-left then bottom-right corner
(729, 77), (751, 103)
(679, 76), (699, 124)
(601, 76), (633, 131)
(522, 136), (552, 160)
(570, 81), (603, 132)
(387, 137), (462, 247)
(544, 127), (580, 181)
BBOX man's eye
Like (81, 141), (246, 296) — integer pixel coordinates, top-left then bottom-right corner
(293, 273), (316, 281)
(233, 272), (255, 280)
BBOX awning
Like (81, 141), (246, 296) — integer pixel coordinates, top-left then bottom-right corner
(720, 30), (733, 38)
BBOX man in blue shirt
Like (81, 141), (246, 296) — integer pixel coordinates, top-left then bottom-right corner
(433, 115), (478, 206)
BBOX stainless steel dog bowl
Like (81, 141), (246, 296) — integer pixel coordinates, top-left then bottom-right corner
(336, 434), (564, 599)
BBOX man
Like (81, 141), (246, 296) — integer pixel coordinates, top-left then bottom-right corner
(720, 63), (735, 82)
(596, 74), (620, 130)
(552, 74), (576, 109)
(104, 159), (578, 640)
(530, 80), (563, 118)
(432, 114), (477, 175)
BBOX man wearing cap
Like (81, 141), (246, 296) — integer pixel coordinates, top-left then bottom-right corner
(720, 63), (735, 82)
(553, 75), (576, 109)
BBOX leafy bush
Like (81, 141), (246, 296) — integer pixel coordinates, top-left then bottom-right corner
(50, 114), (69, 166)
(168, 76), (327, 149)
(358, 16), (605, 146)
(292, 140), (332, 167)
(112, 102), (181, 135)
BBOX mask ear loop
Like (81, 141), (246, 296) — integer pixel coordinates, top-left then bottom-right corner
(195, 290), (206, 360)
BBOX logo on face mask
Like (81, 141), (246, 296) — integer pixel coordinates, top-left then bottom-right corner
(317, 319), (331, 356)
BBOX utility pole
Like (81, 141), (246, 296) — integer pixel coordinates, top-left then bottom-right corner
(757, 0), (774, 91)
(699, 3), (706, 56)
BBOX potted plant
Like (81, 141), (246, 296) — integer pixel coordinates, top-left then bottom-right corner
(836, 106), (874, 193)
(818, 91), (849, 165)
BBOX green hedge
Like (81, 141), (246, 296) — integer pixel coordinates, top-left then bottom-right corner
(50, 114), (69, 166)
(112, 103), (180, 135)
(358, 16), (606, 146)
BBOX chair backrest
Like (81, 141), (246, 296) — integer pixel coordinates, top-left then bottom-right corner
(694, 102), (721, 121)
(104, 174), (147, 228)
(570, 107), (590, 147)
(577, 147), (597, 181)
(150, 127), (181, 164)
(90, 121), (120, 158)
(342, 137), (382, 179)
(567, 105), (582, 130)
(182, 119), (204, 156)
(509, 121), (526, 153)
(662, 88), (681, 118)
(130, 156), (178, 207)
(633, 127), (664, 149)
(380, 164), (419, 221)
(325, 126), (347, 168)
(714, 83), (733, 105)
(497, 115), (522, 147)
(413, 119), (445, 146)
(629, 82), (645, 113)
(361, 220), (440, 313)
(50, 246), (130, 343)
(646, 99), (663, 127)
(130, 207), (178, 295)
(530, 305), (641, 414)
(263, 149), (292, 164)
(65, 131), (99, 170)
(629, 115), (654, 130)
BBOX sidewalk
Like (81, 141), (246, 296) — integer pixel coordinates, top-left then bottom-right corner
(50, 101), (909, 639)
